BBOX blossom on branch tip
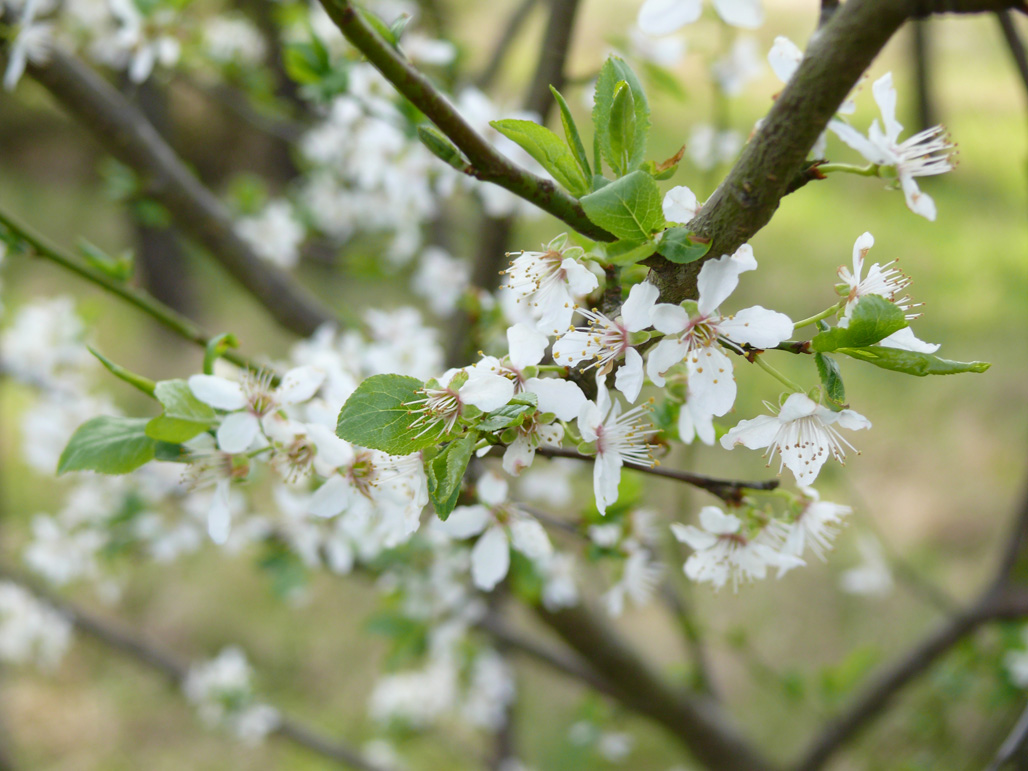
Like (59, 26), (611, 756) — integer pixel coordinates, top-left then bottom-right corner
(671, 506), (802, 590)
(577, 378), (657, 516)
(408, 366), (514, 438)
(829, 72), (955, 221)
(502, 234), (599, 334)
(189, 367), (325, 454)
(720, 393), (871, 486)
(552, 282), (658, 403)
(838, 232), (916, 324)
(646, 245), (793, 436)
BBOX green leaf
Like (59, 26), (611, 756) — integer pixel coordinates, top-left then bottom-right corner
(58, 417), (157, 475)
(810, 296), (907, 352)
(580, 170), (663, 241)
(835, 347), (991, 376)
(814, 352), (846, 409)
(608, 81), (636, 177)
(605, 238), (657, 267)
(145, 379), (217, 443)
(417, 124), (469, 171)
(656, 227), (711, 265)
(478, 402), (536, 432)
(77, 239), (133, 281)
(490, 119), (590, 197)
(359, 7), (399, 47)
(641, 60), (687, 101)
(336, 374), (440, 455)
(549, 85), (591, 180)
(592, 56), (650, 176)
(426, 433), (476, 519)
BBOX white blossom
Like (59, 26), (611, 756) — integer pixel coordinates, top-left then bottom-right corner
(183, 646), (280, 744)
(838, 231), (915, 324)
(0, 582), (72, 670)
(720, 392), (871, 486)
(577, 378), (657, 515)
(839, 534), (893, 597)
(829, 72), (955, 221)
(637, 0), (763, 33)
(503, 233), (599, 334)
(235, 200), (306, 270)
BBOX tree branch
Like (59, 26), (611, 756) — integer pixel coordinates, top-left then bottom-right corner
(648, 0), (1026, 303)
(985, 701), (1028, 771)
(0, 207), (262, 373)
(794, 476), (1028, 771)
(22, 51), (337, 336)
(997, 10), (1028, 100)
(535, 601), (776, 771)
(0, 570), (393, 771)
(535, 446), (779, 504)
(317, 0), (613, 242)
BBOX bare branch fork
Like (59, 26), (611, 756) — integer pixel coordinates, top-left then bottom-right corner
(18, 50), (338, 337)
(0, 569), (393, 771)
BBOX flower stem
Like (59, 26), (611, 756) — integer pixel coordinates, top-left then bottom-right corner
(752, 355), (804, 393)
(816, 162), (881, 177)
(793, 301), (843, 329)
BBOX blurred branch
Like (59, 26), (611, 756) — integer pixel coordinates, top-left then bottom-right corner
(22, 50), (337, 336)
(985, 702), (1028, 771)
(475, 0), (539, 89)
(536, 601), (776, 771)
(649, 0), (1028, 304)
(997, 11), (1028, 100)
(794, 476), (1028, 771)
(0, 207), (261, 373)
(0, 568), (394, 771)
(317, 0), (613, 242)
(176, 76), (307, 144)
(535, 446), (780, 504)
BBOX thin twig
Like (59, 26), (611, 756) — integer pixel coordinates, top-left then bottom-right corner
(0, 208), (262, 373)
(985, 701), (1028, 771)
(23, 50), (337, 336)
(317, 0), (613, 242)
(535, 446), (779, 504)
(0, 569), (393, 771)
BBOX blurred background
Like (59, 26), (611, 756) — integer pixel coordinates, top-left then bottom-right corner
(1, 0), (1026, 768)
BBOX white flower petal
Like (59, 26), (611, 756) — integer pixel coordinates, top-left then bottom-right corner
(526, 377), (586, 421)
(562, 257), (600, 296)
(637, 0), (702, 36)
(712, 0), (762, 27)
(510, 517), (552, 561)
(719, 305), (794, 348)
(828, 120), (890, 165)
(502, 436), (535, 476)
(768, 36), (801, 83)
(577, 400), (604, 443)
(720, 413), (779, 450)
(650, 302), (690, 335)
(646, 336), (689, 387)
(208, 479), (232, 544)
(459, 372), (515, 412)
(275, 366), (325, 404)
(661, 185), (699, 224)
(614, 348), (644, 404)
(686, 346), (736, 417)
(507, 323), (549, 370)
(621, 282), (660, 332)
(309, 475), (352, 518)
(879, 327), (939, 353)
(471, 525), (511, 591)
(189, 374), (247, 410)
(477, 472), (509, 506)
(437, 504), (491, 538)
(670, 522), (718, 550)
(696, 244), (757, 316)
(216, 412), (260, 453)
(593, 451), (623, 516)
(699, 505), (741, 534)
(678, 399), (715, 445)
(871, 72), (903, 142)
(900, 174), (936, 221)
